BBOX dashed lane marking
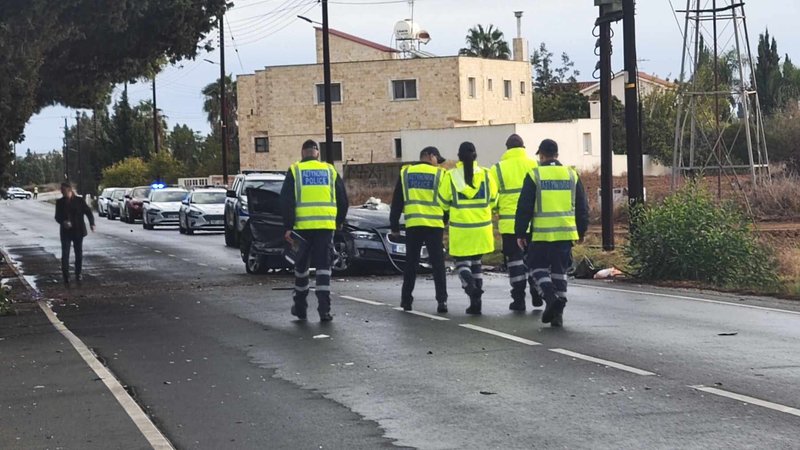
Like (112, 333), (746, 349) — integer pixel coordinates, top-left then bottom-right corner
(153, 250), (162, 254)
(38, 302), (175, 449)
(691, 385), (800, 417)
(573, 283), (800, 317)
(219, 267), (229, 271)
(197, 263), (209, 267)
(168, 254), (176, 258)
(181, 258), (191, 263)
(549, 348), (656, 376)
(339, 295), (385, 306)
(459, 324), (541, 346)
(393, 307), (450, 321)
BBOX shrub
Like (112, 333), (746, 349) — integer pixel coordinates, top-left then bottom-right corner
(625, 184), (780, 291)
(101, 157), (149, 187)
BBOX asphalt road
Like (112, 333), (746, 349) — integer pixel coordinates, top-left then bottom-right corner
(1, 198), (799, 449)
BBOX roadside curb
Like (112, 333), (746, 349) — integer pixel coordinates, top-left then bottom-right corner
(0, 246), (175, 450)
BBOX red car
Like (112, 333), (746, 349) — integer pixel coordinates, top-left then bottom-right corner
(121, 186), (152, 223)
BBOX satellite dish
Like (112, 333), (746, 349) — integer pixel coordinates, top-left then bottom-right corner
(417, 30), (431, 45)
(394, 20), (414, 40)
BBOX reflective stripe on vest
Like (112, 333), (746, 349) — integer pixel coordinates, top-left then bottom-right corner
(530, 166), (579, 242)
(401, 164), (445, 228)
(292, 161), (337, 230)
(493, 149), (537, 235)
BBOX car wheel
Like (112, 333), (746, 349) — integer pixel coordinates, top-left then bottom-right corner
(244, 244), (268, 275)
(26, 195), (31, 199)
(331, 236), (352, 274)
(224, 225), (235, 247)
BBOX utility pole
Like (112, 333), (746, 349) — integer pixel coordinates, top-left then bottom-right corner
(596, 0), (623, 251)
(623, 0), (644, 207)
(321, 0), (334, 163)
(63, 117), (69, 180)
(219, 15), (229, 186)
(76, 111), (83, 195)
(152, 77), (159, 154)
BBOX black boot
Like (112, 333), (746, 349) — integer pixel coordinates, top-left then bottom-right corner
(400, 298), (413, 311)
(466, 289), (483, 315)
(437, 301), (448, 313)
(63, 272), (70, 286)
(291, 305), (307, 320)
(319, 312), (334, 322)
(531, 289), (544, 308)
(542, 294), (566, 324)
(509, 297), (526, 312)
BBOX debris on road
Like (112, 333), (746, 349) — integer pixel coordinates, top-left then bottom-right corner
(479, 391), (497, 395)
(717, 332), (738, 336)
(313, 334), (330, 339)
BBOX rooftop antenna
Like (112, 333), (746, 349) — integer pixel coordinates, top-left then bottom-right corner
(394, 0), (433, 58)
(672, 0), (770, 193)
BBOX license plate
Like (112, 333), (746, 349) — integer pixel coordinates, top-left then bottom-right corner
(392, 244), (407, 255)
(210, 220), (223, 225)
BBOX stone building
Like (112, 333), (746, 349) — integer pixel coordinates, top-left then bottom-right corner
(237, 28), (532, 171)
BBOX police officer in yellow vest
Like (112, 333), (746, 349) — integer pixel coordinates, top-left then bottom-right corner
(439, 142), (498, 315)
(390, 147), (449, 313)
(489, 134), (542, 312)
(516, 139), (589, 327)
(280, 140), (349, 322)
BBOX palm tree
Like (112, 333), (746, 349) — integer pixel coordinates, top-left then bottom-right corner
(201, 76), (239, 172)
(459, 25), (511, 60)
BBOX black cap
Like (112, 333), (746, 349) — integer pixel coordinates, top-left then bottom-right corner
(60, 181), (72, 189)
(302, 139), (319, 151)
(505, 134), (525, 149)
(536, 139), (559, 156)
(420, 146), (446, 164)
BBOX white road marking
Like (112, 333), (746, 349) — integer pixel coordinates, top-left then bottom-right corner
(37, 301), (175, 449)
(168, 254), (176, 258)
(197, 263), (209, 267)
(339, 295), (385, 306)
(181, 258), (191, 263)
(153, 250), (162, 254)
(549, 348), (656, 376)
(459, 324), (541, 346)
(573, 283), (800, 317)
(219, 267), (229, 271)
(691, 385), (800, 417)
(393, 307), (450, 321)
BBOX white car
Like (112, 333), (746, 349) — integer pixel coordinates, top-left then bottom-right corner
(142, 187), (188, 230)
(5, 187), (33, 199)
(97, 187), (122, 217)
(179, 188), (227, 235)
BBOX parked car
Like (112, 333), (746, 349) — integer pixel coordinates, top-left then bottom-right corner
(4, 187), (33, 199)
(106, 188), (128, 220)
(224, 172), (286, 248)
(97, 187), (122, 217)
(121, 186), (152, 223)
(179, 188), (227, 235)
(142, 186), (189, 230)
(239, 189), (428, 274)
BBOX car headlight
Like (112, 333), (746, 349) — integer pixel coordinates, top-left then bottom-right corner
(350, 231), (381, 241)
(148, 208), (161, 214)
(188, 208), (203, 218)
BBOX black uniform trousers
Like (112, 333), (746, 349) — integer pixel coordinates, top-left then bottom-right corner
(527, 241), (572, 300)
(61, 233), (84, 278)
(501, 234), (540, 304)
(401, 226), (447, 304)
(293, 230), (334, 314)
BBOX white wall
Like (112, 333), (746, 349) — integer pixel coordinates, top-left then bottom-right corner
(400, 119), (668, 177)
(400, 124), (516, 167)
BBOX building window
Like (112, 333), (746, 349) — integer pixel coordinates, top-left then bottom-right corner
(583, 133), (593, 155)
(488, 79), (493, 92)
(316, 83), (342, 104)
(520, 81), (526, 95)
(320, 141), (343, 162)
(503, 80), (512, 99)
(468, 77), (477, 98)
(255, 137), (269, 153)
(394, 138), (402, 159)
(392, 79), (418, 100)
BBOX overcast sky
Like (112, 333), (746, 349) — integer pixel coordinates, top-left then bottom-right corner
(19, 0), (800, 154)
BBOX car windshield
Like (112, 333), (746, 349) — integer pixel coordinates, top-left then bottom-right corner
(192, 192), (226, 204)
(112, 190), (125, 200)
(243, 179), (283, 194)
(151, 191), (187, 202)
(132, 188), (151, 198)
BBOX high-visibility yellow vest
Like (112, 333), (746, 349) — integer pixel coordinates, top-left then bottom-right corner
(490, 147), (538, 234)
(291, 160), (338, 230)
(439, 162), (498, 257)
(529, 165), (579, 242)
(400, 163), (445, 229)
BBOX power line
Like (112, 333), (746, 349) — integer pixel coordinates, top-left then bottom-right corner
(226, 15), (247, 73)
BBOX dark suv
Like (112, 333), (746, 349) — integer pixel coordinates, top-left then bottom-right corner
(121, 186), (152, 223)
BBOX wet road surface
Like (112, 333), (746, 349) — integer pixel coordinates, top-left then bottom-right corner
(1, 199), (799, 449)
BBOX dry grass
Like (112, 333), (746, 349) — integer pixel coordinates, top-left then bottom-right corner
(747, 174), (800, 220)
